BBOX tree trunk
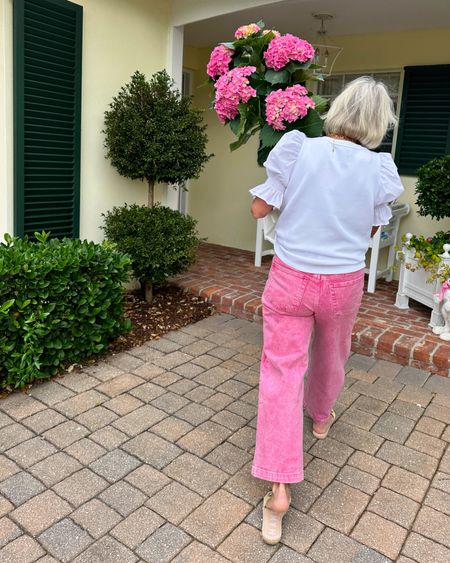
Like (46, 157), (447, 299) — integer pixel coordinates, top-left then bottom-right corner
(144, 281), (153, 303)
(147, 179), (154, 207)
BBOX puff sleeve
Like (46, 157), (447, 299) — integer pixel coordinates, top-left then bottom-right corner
(249, 130), (305, 209)
(373, 153), (405, 226)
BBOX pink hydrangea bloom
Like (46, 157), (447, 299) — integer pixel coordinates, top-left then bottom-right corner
(235, 23), (261, 39)
(207, 45), (233, 79)
(214, 66), (257, 123)
(264, 34), (315, 71)
(263, 29), (281, 37)
(265, 85), (315, 130)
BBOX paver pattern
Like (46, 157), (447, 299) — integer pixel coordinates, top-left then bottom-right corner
(0, 313), (449, 562)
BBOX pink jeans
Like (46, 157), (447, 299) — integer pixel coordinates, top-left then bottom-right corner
(252, 256), (364, 483)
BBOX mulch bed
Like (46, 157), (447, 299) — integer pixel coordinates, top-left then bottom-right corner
(109, 285), (215, 354)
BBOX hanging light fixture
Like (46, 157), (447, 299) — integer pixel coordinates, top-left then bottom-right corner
(312, 13), (342, 77)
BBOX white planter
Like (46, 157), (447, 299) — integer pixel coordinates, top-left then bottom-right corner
(395, 234), (450, 327)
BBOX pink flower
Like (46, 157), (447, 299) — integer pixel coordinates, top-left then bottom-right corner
(235, 23), (261, 39)
(207, 44), (233, 79)
(214, 66), (257, 123)
(264, 34), (315, 71)
(265, 85), (315, 130)
(263, 29), (281, 37)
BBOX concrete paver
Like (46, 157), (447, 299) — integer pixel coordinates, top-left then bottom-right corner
(0, 314), (449, 562)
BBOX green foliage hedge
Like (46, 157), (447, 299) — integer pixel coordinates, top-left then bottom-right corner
(102, 204), (201, 286)
(415, 155), (450, 221)
(0, 233), (131, 389)
(103, 70), (212, 185)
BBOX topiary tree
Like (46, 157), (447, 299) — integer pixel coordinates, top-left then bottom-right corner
(415, 155), (450, 221)
(103, 70), (213, 206)
(102, 204), (201, 303)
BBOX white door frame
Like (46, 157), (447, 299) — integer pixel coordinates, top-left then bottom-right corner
(165, 24), (184, 210)
(0, 0), (13, 239)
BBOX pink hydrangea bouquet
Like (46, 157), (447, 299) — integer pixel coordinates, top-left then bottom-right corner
(206, 20), (326, 164)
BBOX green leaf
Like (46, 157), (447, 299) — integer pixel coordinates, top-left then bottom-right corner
(264, 69), (289, 84)
(0, 299), (15, 314)
(256, 83), (270, 96)
(285, 60), (312, 73)
(291, 69), (313, 84)
(289, 109), (324, 137)
(311, 94), (328, 113)
(233, 104), (260, 141)
(230, 126), (260, 151)
(221, 42), (236, 50)
(257, 144), (272, 167)
(17, 299), (31, 311)
(229, 117), (241, 135)
(259, 124), (284, 148)
(34, 231), (50, 243)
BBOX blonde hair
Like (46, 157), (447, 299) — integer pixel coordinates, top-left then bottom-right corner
(324, 76), (398, 149)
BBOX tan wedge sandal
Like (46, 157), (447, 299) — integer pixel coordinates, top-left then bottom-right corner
(312, 410), (336, 439)
(261, 491), (288, 545)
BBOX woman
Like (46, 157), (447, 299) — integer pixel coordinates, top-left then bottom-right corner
(249, 77), (404, 544)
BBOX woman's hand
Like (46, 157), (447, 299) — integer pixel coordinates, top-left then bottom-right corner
(251, 197), (273, 219)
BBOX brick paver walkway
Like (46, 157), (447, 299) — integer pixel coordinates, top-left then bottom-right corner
(1, 314), (449, 562)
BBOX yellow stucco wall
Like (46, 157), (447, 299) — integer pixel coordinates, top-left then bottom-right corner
(0, 0), (171, 242)
(77, 0), (171, 241)
(185, 27), (450, 255)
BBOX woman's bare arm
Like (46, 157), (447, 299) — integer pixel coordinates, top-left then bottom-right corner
(251, 197), (273, 219)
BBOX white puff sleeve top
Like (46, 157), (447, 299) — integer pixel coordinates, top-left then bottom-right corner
(250, 131), (404, 274)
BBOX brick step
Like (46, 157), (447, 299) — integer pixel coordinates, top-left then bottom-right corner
(172, 243), (449, 376)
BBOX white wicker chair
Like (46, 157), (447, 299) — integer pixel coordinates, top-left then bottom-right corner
(254, 211), (278, 267)
(365, 202), (410, 292)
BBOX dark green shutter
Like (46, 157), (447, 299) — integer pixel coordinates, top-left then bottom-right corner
(13, 0), (82, 238)
(395, 64), (450, 175)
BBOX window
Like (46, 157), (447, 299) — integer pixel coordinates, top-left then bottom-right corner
(317, 71), (401, 153)
(13, 0), (83, 238)
(395, 64), (450, 175)
(182, 69), (193, 98)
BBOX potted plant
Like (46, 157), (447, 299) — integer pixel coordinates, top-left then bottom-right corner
(395, 155), (450, 327)
(206, 20), (327, 165)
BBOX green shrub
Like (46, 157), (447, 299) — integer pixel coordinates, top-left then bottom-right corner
(0, 232), (131, 389)
(102, 204), (201, 287)
(103, 70), (213, 206)
(415, 155), (450, 221)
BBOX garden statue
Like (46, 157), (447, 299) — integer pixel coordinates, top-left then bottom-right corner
(432, 273), (450, 341)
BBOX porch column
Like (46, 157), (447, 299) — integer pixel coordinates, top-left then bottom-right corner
(0, 0), (13, 239)
(165, 24), (184, 211)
